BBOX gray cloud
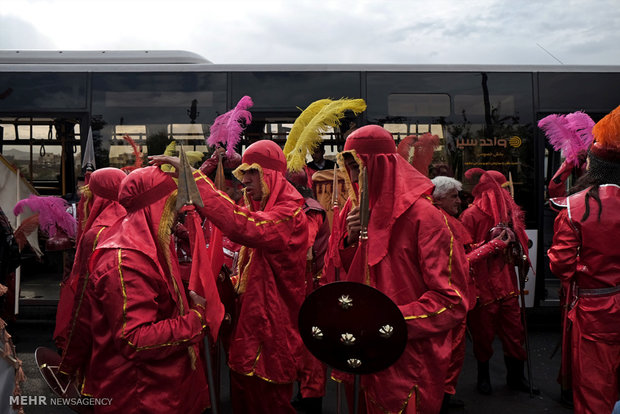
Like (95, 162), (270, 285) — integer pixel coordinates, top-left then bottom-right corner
(1, 0), (619, 66)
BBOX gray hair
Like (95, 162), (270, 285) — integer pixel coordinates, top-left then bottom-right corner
(431, 176), (462, 199)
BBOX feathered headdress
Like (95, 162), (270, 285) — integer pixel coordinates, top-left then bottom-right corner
(285, 98), (367, 172)
(207, 95), (253, 156)
(161, 141), (205, 173)
(591, 105), (620, 154)
(14, 195), (76, 238)
(397, 133), (439, 177)
(283, 98), (332, 157)
(120, 134), (144, 173)
(538, 111), (594, 166)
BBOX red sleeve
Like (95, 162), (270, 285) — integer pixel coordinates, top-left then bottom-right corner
(547, 209), (579, 282)
(194, 170), (304, 250)
(58, 227), (106, 375)
(548, 160), (573, 198)
(95, 249), (205, 361)
(399, 207), (469, 339)
(467, 238), (508, 264)
(306, 211), (322, 247)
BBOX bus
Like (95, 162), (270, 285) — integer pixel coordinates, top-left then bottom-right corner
(1, 50), (620, 311)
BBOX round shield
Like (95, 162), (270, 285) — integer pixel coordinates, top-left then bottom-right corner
(298, 281), (407, 375)
(34, 347), (92, 414)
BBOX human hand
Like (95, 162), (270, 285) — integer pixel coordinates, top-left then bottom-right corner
(496, 228), (516, 244)
(346, 206), (362, 245)
(215, 146), (226, 160)
(189, 290), (206, 309)
(148, 155), (182, 177)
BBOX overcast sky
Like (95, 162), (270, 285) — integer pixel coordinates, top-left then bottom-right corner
(1, 0), (620, 65)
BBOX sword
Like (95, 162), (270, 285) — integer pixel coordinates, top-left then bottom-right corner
(176, 145), (218, 414)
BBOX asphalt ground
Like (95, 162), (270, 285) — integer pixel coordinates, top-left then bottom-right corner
(7, 308), (572, 414)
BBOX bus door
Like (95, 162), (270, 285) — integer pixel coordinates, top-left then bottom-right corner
(0, 115), (84, 310)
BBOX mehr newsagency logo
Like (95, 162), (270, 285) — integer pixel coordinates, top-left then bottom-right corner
(10, 395), (112, 407)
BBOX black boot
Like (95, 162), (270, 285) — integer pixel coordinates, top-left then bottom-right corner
(477, 360), (492, 395)
(504, 355), (540, 395)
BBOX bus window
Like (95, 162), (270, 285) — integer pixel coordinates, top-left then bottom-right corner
(454, 94), (516, 117)
(0, 120), (80, 195)
(387, 94), (450, 117)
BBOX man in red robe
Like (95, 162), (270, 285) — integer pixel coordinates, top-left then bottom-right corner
(287, 168), (330, 413)
(151, 140), (309, 413)
(56, 167), (127, 376)
(431, 175), (513, 412)
(460, 169), (535, 396)
(74, 166), (211, 413)
(548, 105), (620, 414)
(431, 176), (473, 412)
(324, 125), (469, 414)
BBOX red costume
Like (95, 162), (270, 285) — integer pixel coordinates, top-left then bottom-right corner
(298, 196), (330, 401)
(437, 211), (474, 398)
(548, 105), (620, 414)
(459, 169), (530, 395)
(325, 126), (469, 414)
(54, 168), (127, 353)
(548, 159), (586, 198)
(440, 209), (510, 398)
(192, 140), (308, 414)
(76, 167), (210, 413)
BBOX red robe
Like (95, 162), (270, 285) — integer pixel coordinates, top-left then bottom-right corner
(193, 169), (308, 383)
(325, 126), (469, 413)
(439, 211), (474, 395)
(331, 197), (469, 413)
(73, 167), (210, 413)
(548, 184), (620, 414)
(54, 168), (127, 351)
(460, 203), (527, 362)
(299, 198), (330, 399)
(57, 202), (125, 376)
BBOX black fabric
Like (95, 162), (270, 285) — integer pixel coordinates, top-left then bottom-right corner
(587, 152), (620, 185)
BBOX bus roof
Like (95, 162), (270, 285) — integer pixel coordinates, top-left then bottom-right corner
(0, 50), (211, 65)
(1, 50), (619, 73)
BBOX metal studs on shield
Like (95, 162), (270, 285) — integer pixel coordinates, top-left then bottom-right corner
(338, 294), (353, 309)
(298, 281), (407, 375)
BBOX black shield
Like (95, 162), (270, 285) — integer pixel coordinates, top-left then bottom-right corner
(34, 346), (92, 414)
(298, 281), (407, 375)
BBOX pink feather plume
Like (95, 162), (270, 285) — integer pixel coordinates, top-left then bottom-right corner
(207, 96), (253, 156)
(565, 110), (595, 153)
(14, 195), (76, 238)
(411, 133), (440, 177)
(121, 134), (144, 173)
(538, 111), (594, 166)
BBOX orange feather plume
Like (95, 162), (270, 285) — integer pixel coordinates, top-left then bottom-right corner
(592, 105), (620, 149)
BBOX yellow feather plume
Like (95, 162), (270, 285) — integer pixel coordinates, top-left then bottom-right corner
(186, 151), (205, 167)
(283, 99), (332, 157)
(161, 141), (177, 172)
(287, 98), (367, 172)
(161, 140), (204, 172)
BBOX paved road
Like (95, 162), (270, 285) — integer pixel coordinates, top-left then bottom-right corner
(8, 310), (572, 414)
